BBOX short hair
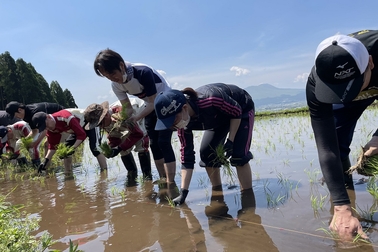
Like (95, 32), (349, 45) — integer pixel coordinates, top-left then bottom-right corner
(94, 49), (124, 77)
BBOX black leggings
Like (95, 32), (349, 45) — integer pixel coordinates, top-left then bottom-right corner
(144, 111), (175, 163)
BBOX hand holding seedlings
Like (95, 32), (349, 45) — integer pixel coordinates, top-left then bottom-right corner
(363, 136), (378, 157)
(330, 205), (368, 241)
(223, 139), (233, 158)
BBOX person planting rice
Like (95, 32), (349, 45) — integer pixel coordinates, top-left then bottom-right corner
(94, 49), (173, 181)
(154, 83), (254, 205)
(306, 30), (378, 241)
(83, 100), (152, 185)
(32, 108), (107, 174)
(5, 101), (65, 167)
(0, 122), (36, 167)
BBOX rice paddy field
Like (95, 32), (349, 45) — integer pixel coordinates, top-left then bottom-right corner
(1, 108), (378, 251)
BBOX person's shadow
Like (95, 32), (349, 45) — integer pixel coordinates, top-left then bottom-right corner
(204, 187), (279, 252)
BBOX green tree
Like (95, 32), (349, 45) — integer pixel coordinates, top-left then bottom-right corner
(0, 51), (78, 108)
(0, 52), (20, 109)
(16, 59), (43, 104)
(50, 81), (66, 106)
(28, 64), (54, 102)
(63, 89), (77, 108)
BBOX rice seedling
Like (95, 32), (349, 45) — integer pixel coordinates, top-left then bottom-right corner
(55, 143), (75, 159)
(316, 227), (338, 239)
(349, 149), (378, 177)
(99, 142), (113, 158)
(165, 196), (176, 208)
(310, 194), (327, 214)
(1, 150), (19, 162)
(119, 190), (126, 202)
(209, 144), (238, 186)
(353, 204), (378, 221)
(68, 239), (84, 252)
(262, 179), (286, 208)
(20, 135), (33, 150)
(304, 168), (321, 184)
(366, 176), (378, 200)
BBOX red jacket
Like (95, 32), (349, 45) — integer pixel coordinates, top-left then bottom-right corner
(47, 110), (86, 150)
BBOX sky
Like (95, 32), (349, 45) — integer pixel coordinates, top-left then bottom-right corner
(1, 1), (377, 108)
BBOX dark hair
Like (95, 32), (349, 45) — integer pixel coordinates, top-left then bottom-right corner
(181, 87), (198, 100)
(94, 49), (124, 77)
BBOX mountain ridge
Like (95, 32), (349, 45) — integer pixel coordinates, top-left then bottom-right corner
(243, 83), (306, 111)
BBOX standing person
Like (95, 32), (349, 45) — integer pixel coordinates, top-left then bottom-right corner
(93, 49), (174, 182)
(154, 83), (254, 205)
(83, 100), (152, 185)
(5, 101), (65, 167)
(32, 108), (107, 173)
(306, 30), (378, 240)
(0, 122), (36, 166)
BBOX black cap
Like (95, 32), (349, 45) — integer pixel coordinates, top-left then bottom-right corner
(0, 126), (8, 143)
(5, 101), (22, 119)
(314, 34), (369, 103)
(31, 112), (47, 132)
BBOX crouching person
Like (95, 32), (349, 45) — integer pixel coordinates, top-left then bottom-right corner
(0, 121), (40, 167)
(32, 109), (107, 174)
(84, 101), (152, 185)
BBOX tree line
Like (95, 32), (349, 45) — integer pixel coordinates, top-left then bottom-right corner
(0, 51), (77, 110)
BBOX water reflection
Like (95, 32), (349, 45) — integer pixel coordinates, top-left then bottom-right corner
(204, 187), (279, 252)
(105, 181), (207, 251)
(35, 171), (111, 250)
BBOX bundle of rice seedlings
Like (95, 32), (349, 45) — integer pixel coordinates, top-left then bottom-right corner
(119, 102), (129, 121)
(20, 136), (33, 149)
(99, 142), (113, 158)
(19, 136), (33, 158)
(349, 148), (378, 176)
(55, 143), (75, 159)
(1, 151), (15, 160)
(213, 144), (237, 185)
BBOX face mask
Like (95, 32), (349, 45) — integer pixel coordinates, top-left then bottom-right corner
(174, 111), (190, 129)
(122, 72), (128, 83)
(174, 118), (189, 129)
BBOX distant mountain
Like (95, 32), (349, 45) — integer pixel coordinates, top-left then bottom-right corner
(244, 83), (306, 111)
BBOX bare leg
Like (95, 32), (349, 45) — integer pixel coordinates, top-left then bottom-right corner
(96, 153), (107, 171)
(205, 167), (222, 189)
(64, 156), (73, 174)
(181, 169), (193, 190)
(236, 163), (252, 190)
(172, 168), (193, 205)
(164, 161), (176, 183)
(154, 158), (166, 178)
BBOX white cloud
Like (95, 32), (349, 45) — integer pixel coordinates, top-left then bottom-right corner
(230, 66), (250, 76)
(156, 69), (167, 76)
(294, 73), (309, 83)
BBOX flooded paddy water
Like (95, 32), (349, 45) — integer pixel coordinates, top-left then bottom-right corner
(2, 109), (378, 251)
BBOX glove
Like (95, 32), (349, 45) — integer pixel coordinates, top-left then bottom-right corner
(38, 158), (49, 173)
(223, 139), (233, 158)
(173, 189), (189, 206)
(108, 147), (122, 158)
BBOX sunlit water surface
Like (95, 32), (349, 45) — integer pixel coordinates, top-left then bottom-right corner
(1, 109), (378, 251)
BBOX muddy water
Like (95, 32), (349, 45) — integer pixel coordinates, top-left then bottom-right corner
(1, 110), (378, 251)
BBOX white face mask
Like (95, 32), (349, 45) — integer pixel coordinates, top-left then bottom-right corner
(122, 72), (128, 83)
(174, 110), (190, 129)
(174, 118), (189, 129)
